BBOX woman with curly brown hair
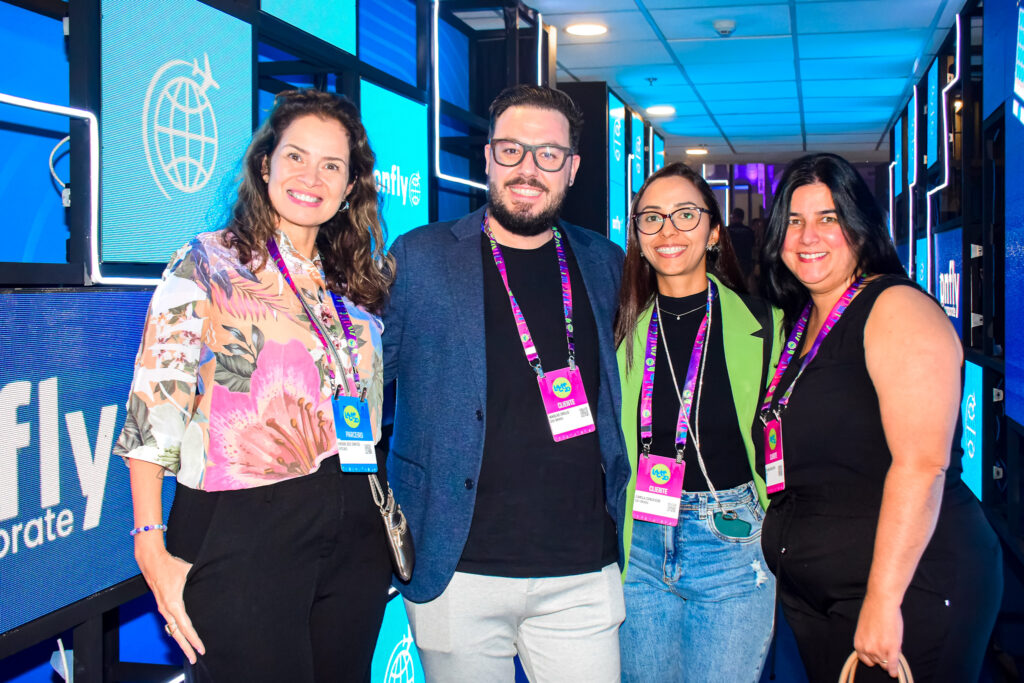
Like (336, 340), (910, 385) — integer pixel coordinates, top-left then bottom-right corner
(114, 89), (395, 682)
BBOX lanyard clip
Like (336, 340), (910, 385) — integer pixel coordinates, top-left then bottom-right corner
(675, 448), (685, 464)
(530, 358), (545, 378)
(567, 352), (576, 373)
(641, 438), (651, 457)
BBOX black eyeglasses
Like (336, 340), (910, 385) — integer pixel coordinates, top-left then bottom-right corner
(632, 207), (711, 234)
(489, 139), (574, 172)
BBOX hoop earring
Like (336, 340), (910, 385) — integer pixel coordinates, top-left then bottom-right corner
(706, 242), (720, 253)
(338, 200), (350, 213)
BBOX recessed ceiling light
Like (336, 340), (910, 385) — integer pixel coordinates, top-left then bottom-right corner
(686, 146), (709, 156)
(565, 23), (607, 36)
(646, 105), (675, 117)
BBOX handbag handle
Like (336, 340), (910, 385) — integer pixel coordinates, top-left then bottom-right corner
(838, 652), (914, 683)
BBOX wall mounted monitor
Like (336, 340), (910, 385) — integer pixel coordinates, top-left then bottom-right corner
(262, 0), (355, 55)
(1013, 2), (1024, 125)
(360, 80), (429, 246)
(100, 0), (253, 266)
(914, 236), (929, 290)
(1005, 86), (1024, 423)
(0, 290), (175, 637)
(906, 100), (917, 188)
(608, 92), (627, 249)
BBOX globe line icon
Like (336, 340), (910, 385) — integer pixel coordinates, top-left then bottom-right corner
(142, 53), (221, 199)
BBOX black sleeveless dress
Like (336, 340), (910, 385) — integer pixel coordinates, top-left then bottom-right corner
(760, 275), (1002, 683)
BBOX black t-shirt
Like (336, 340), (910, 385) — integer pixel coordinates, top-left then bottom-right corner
(637, 288), (751, 492)
(457, 232), (619, 577)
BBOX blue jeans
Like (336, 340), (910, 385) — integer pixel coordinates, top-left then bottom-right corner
(620, 481), (775, 683)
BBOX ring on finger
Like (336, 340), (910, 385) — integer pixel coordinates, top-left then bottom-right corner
(164, 621), (178, 636)
(879, 659), (888, 665)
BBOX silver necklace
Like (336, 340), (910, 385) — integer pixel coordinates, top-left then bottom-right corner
(657, 296), (706, 321)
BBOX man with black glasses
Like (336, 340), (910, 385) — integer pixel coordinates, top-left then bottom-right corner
(383, 85), (629, 682)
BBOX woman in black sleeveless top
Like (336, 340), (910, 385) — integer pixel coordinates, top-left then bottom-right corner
(759, 154), (1002, 682)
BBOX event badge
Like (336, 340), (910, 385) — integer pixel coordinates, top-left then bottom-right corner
(632, 455), (685, 526)
(764, 418), (785, 493)
(537, 366), (596, 442)
(332, 396), (376, 472)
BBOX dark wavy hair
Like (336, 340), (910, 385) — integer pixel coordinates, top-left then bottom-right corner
(221, 88), (394, 313)
(614, 162), (746, 363)
(489, 85), (584, 150)
(761, 153), (906, 332)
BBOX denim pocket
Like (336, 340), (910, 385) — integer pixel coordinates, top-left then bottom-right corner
(706, 501), (763, 543)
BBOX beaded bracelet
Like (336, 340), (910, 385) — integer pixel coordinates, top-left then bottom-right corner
(130, 523), (168, 536)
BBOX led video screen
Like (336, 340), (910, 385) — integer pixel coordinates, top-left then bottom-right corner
(608, 93), (627, 250)
(0, 290), (175, 636)
(100, 0), (252, 264)
(906, 99), (917, 188)
(360, 80), (429, 245)
(262, 0), (355, 56)
(927, 59), (939, 170)
(653, 133), (665, 173)
(1013, 3), (1024, 125)
(0, 4), (69, 265)
(894, 118), (903, 197)
(934, 228), (963, 339)
(630, 111), (645, 194)
(960, 361), (983, 502)
(915, 237), (929, 290)
(1005, 94), (1024, 422)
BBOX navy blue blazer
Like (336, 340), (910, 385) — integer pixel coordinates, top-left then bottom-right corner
(382, 205), (630, 603)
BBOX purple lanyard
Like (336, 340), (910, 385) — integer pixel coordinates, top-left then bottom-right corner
(482, 213), (575, 377)
(267, 238), (363, 399)
(759, 276), (866, 418)
(639, 280), (716, 459)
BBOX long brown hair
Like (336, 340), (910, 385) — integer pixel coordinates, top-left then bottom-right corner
(222, 89), (395, 313)
(613, 162), (746, 367)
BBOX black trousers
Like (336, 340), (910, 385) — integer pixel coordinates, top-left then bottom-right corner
(762, 489), (1003, 683)
(166, 457), (391, 683)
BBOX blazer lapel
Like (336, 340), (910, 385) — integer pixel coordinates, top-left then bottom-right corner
(445, 206), (489, 410)
(712, 275), (763, 442)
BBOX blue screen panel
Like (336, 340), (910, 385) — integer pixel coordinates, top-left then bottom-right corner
(927, 60), (939, 169)
(630, 111), (645, 194)
(359, 0), (416, 86)
(1016, 5), (1024, 103)
(653, 134), (665, 172)
(370, 595), (425, 681)
(934, 228), (963, 339)
(894, 118), (903, 196)
(1005, 101), (1024, 423)
(439, 19), (470, 110)
(914, 237), (929, 290)
(960, 361), (983, 502)
(100, 0), (253, 264)
(0, 290), (175, 635)
(906, 100), (917, 187)
(262, 0), (355, 55)
(608, 93), (627, 249)
(0, 5), (70, 264)
(896, 241), (910, 276)
(361, 80), (429, 246)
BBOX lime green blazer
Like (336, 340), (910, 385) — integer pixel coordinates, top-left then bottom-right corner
(616, 274), (783, 574)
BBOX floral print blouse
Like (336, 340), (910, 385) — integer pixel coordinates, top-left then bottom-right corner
(114, 230), (384, 491)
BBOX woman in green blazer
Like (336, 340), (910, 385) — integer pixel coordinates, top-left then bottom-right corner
(613, 162), (782, 683)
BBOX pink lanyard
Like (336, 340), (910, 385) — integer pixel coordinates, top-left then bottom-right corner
(267, 238), (363, 399)
(482, 213), (575, 378)
(759, 276), (866, 420)
(639, 281), (716, 460)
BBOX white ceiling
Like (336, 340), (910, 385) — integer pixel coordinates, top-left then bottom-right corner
(514, 0), (963, 164)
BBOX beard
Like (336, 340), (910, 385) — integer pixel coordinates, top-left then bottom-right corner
(488, 175), (567, 237)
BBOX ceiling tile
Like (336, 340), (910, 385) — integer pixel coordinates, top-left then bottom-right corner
(801, 77), (907, 97)
(558, 41), (669, 67)
(531, 0), (636, 11)
(671, 36), (794, 65)
(804, 108), (893, 123)
(796, 0), (942, 33)
(650, 5), (791, 41)
(802, 95), (895, 111)
(697, 80), (798, 100)
(686, 60), (796, 83)
(800, 55), (915, 80)
(798, 29), (930, 59)
(709, 98), (800, 114)
(716, 111), (803, 126)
